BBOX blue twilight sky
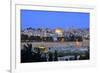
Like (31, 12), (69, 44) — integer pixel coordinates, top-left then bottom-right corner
(21, 9), (90, 30)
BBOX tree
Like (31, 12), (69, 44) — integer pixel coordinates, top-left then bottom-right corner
(48, 52), (53, 61)
(21, 34), (28, 42)
(29, 36), (35, 42)
(54, 50), (58, 61)
(21, 43), (43, 62)
(21, 43), (33, 62)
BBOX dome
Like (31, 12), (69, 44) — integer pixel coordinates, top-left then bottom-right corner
(55, 28), (63, 34)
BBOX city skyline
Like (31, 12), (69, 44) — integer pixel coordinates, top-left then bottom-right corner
(21, 9), (90, 30)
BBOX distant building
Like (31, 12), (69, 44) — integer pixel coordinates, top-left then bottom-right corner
(54, 28), (64, 37)
(21, 27), (89, 41)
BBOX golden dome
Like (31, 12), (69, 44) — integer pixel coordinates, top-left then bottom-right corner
(55, 28), (63, 34)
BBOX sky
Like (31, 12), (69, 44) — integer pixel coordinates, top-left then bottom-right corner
(21, 9), (90, 30)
